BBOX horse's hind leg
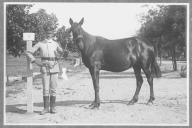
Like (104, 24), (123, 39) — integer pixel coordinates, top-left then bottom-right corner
(142, 67), (155, 105)
(128, 64), (143, 105)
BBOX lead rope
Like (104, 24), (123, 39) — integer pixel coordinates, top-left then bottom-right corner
(59, 39), (69, 63)
(57, 40), (68, 79)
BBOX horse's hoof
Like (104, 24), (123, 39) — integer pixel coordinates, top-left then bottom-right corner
(89, 102), (100, 109)
(146, 101), (153, 105)
(89, 102), (94, 107)
(90, 105), (99, 109)
(127, 101), (135, 105)
(146, 97), (155, 105)
(127, 98), (138, 105)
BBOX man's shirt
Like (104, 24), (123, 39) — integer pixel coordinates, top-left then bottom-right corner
(27, 39), (63, 73)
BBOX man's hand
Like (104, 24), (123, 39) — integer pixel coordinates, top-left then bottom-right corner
(25, 51), (36, 63)
(63, 50), (69, 58)
(33, 60), (48, 67)
(33, 60), (44, 67)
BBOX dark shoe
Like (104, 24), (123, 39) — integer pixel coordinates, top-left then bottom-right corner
(50, 96), (56, 114)
(40, 96), (49, 115)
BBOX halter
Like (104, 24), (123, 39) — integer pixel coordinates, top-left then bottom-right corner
(74, 35), (84, 42)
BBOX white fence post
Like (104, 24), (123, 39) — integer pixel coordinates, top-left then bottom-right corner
(23, 33), (35, 113)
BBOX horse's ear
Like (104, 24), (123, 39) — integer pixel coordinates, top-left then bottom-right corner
(79, 17), (84, 26)
(69, 18), (73, 25)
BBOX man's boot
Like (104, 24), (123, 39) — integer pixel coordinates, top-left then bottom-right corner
(40, 96), (49, 115)
(50, 96), (56, 114)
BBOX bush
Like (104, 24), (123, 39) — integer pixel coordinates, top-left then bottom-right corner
(180, 65), (187, 78)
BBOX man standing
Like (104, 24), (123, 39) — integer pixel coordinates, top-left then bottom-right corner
(26, 30), (63, 115)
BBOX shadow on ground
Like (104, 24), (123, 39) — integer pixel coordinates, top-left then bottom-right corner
(6, 104), (40, 114)
(81, 69), (182, 79)
(6, 99), (134, 114)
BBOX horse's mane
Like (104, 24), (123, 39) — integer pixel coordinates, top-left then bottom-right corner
(81, 27), (96, 43)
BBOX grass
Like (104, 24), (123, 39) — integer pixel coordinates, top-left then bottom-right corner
(6, 54), (86, 77)
(6, 53), (86, 97)
(6, 54), (39, 76)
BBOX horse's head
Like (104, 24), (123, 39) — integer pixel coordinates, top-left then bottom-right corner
(69, 18), (84, 41)
(69, 18), (84, 49)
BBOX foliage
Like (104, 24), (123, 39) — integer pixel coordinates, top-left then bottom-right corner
(6, 5), (59, 57)
(56, 26), (80, 57)
(30, 9), (58, 41)
(6, 4), (32, 57)
(56, 26), (68, 49)
(139, 5), (186, 70)
(55, 26), (69, 57)
(180, 65), (187, 78)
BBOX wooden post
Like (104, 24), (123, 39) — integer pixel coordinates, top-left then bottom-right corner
(23, 33), (35, 113)
(26, 40), (33, 113)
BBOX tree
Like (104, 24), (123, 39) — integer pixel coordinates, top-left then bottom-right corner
(6, 4), (32, 57)
(56, 26), (68, 49)
(55, 26), (69, 58)
(30, 9), (58, 42)
(139, 5), (186, 71)
(56, 26), (80, 58)
(6, 5), (59, 57)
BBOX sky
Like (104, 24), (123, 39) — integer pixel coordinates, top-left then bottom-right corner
(29, 3), (155, 39)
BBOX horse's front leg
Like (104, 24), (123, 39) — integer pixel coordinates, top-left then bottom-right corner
(89, 64), (100, 109)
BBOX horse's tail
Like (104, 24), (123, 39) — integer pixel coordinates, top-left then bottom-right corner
(151, 54), (161, 78)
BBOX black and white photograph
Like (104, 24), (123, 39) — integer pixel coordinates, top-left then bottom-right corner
(3, 2), (190, 126)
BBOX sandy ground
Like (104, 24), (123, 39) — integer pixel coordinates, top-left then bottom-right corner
(5, 61), (188, 125)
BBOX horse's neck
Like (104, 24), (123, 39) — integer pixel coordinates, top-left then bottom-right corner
(82, 29), (95, 42)
(81, 29), (95, 55)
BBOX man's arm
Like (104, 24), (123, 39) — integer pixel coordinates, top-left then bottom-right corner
(25, 43), (43, 66)
(55, 42), (64, 59)
(57, 42), (63, 53)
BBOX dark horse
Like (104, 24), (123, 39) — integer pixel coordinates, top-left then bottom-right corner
(69, 18), (161, 109)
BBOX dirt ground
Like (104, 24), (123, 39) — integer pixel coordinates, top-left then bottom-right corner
(5, 61), (188, 125)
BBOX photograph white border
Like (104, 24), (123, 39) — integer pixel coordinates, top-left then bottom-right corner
(3, 2), (190, 126)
